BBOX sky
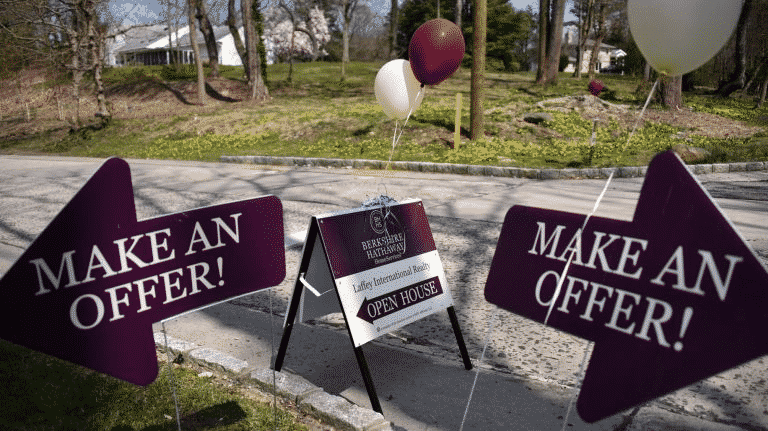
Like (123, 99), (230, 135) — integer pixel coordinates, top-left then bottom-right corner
(109, 0), (575, 27)
(110, 2), (161, 26)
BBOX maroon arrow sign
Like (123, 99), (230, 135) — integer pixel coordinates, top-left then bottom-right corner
(0, 158), (285, 386)
(485, 151), (768, 422)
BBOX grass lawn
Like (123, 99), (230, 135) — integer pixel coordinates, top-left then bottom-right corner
(0, 338), (323, 430)
(1, 62), (766, 168)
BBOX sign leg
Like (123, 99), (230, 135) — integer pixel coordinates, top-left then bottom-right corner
(273, 277), (304, 372)
(353, 345), (383, 414)
(448, 306), (473, 370)
(274, 221), (322, 372)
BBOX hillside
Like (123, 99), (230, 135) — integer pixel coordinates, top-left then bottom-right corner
(1, 64), (766, 168)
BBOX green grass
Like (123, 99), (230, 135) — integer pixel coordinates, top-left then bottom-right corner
(4, 62), (767, 168)
(0, 339), (308, 431)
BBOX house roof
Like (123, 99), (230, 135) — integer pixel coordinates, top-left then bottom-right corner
(115, 24), (173, 53)
(572, 39), (617, 50)
(115, 24), (235, 54)
(174, 25), (231, 47)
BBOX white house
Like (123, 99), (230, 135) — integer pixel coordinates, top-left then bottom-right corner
(108, 24), (249, 67)
(562, 24), (626, 74)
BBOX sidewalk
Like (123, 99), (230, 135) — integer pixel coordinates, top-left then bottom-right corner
(149, 299), (754, 431)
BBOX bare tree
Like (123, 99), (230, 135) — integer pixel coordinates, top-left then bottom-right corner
(347, 3), (386, 61)
(0, 0), (118, 126)
(571, 0), (595, 78)
(55, 0), (110, 126)
(226, 0), (245, 62)
(536, 0), (566, 85)
(718, 0), (753, 97)
(388, 0), (397, 58)
(586, 0), (608, 81)
(160, 0), (185, 67)
(536, 0), (549, 82)
(88, 7), (109, 117)
(194, 0), (219, 76)
(338, 0), (360, 80)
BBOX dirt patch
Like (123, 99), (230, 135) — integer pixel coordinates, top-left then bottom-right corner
(640, 108), (763, 139)
(528, 94), (764, 139)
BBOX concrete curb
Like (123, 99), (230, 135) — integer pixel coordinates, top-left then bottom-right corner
(153, 332), (393, 431)
(221, 155), (767, 179)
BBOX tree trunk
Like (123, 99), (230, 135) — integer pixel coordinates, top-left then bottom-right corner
(470, 0), (486, 140)
(195, 0), (219, 77)
(743, 56), (768, 94)
(227, 0), (248, 69)
(341, 0), (350, 80)
(574, 0), (595, 79)
(389, 0), (398, 58)
(288, 28), (295, 83)
(277, 0), (312, 83)
(536, 0), (549, 83)
(660, 74), (683, 109)
(68, 4), (84, 128)
(167, 0), (180, 69)
(644, 61), (651, 82)
(757, 74), (768, 108)
(718, 0), (753, 97)
(90, 22), (109, 117)
(543, 0), (566, 84)
(17, 77), (30, 122)
(586, 2), (606, 81)
(82, 0), (109, 119)
(586, 36), (602, 80)
(242, 0), (255, 83)
(254, 0), (267, 83)
(72, 50), (83, 127)
(188, 0), (206, 105)
(455, 0), (462, 28)
(242, 0), (268, 100)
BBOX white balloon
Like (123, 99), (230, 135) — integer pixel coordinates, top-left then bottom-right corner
(374, 59), (425, 120)
(628, 0), (742, 76)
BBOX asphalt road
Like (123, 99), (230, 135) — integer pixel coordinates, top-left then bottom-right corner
(0, 155), (766, 430)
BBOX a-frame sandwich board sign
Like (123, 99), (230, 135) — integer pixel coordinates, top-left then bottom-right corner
(273, 199), (472, 413)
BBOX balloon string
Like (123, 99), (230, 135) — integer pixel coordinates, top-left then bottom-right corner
(548, 77), (659, 324)
(554, 77), (660, 431)
(560, 340), (593, 431)
(385, 85), (425, 171)
(387, 119), (399, 171)
(459, 308), (498, 431)
(616, 78), (660, 163)
(162, 322), (182, 431)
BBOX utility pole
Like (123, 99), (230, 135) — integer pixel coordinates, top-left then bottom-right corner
(470, 0), (486, 140)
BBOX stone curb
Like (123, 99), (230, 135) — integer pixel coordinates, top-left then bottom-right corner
(221, 155), (767, 179)
(153, 332), (393, 431)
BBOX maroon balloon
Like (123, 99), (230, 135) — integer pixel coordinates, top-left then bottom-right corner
(408, 18), (465, 86)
